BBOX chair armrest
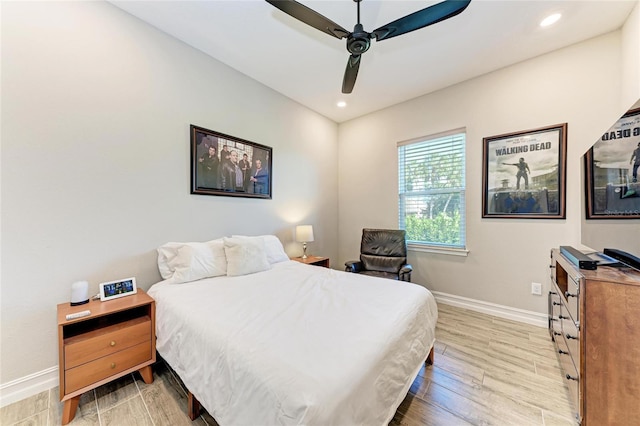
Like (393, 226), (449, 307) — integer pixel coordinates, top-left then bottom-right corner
(400, 264), (413, 274)
(345, 260), (363, 273)
(399, 264), (413, 282)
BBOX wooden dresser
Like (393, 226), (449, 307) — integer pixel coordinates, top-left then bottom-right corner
(57, 289), (156, 424)
(548, 248), (640, 425)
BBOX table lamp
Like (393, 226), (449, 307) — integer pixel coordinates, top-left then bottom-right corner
(70, 280), (89, 306)
(295, 225), (314, 259)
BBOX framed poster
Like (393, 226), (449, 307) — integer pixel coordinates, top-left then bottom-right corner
(482, 123), (567, 219)
(585, 108), (640, 219)
(190, 125), (272, 199)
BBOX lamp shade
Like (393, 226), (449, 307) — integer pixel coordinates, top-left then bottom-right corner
(295, 225), (314, 243)
(70, 280), (89, 306)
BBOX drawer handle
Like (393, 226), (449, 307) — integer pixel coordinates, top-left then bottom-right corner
(110, 341), (116, 347)
(552, 302), (561, 306)
(566, 374), (579, 381)
(564, 291), (577, 298)
(558, 349), (569, 355)
(110, 362), (116, 369)
(566, 334), (578, 340)
(549, 291), (557, 295)
(553, 331), (562, 336)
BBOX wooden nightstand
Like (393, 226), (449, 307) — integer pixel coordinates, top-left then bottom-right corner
(57, 289), (156, 424)
(291, 256), (330, 268)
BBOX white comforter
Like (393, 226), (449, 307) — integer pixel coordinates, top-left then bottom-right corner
(148, 260), (437, 426)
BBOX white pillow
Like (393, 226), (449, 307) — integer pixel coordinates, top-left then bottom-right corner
(157, 243), (182, 279)
(157, 239), (227, 283)
(232, 235), (289, 264)
(224, 237), (271, 276)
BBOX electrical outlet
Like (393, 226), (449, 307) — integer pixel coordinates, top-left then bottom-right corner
(531, 282), (542, 295)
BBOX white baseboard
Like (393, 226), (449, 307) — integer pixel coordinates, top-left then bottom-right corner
(0, 292), (546, 408)
(432, 291), (548, 328)
(0, 366), (59, 408)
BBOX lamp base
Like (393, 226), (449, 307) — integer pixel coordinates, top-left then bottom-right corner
(302, 242), (308, 259)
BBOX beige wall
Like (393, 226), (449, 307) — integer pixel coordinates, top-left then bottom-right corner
(622, 1), (640, 109)
(0, 1), (338, 385)
(337, 30), (635, 313)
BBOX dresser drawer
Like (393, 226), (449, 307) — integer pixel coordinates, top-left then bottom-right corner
(560, 349), (580, 420)
(65, 341), (152, 394)
(555, 324), (580, 422)
(65, 317), (151, 369)
(561, 315), (579, 363)
(550, 321), (562, 341)
(549, 291), (562, 337)
(564, 275), (580, 321)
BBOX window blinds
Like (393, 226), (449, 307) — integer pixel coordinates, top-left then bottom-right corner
(398, 131), (466, 248)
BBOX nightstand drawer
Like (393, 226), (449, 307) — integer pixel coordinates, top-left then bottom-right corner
(65, 317), (151, 369)
(65, 341), (152, 394)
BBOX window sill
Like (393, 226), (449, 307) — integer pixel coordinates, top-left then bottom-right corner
(408, 244), (469, 257)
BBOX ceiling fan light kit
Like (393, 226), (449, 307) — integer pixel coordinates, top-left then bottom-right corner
(266, 0), (472, 94)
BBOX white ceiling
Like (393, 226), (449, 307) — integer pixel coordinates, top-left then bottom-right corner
(110, 0), (636, 123)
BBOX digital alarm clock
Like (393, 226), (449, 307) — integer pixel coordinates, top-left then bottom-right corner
(99, 277), (137, 301)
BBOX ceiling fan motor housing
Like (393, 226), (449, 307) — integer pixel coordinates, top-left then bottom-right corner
(347, 23), (371, 55)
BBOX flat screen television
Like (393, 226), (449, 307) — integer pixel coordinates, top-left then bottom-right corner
(603, 248), (640, 271)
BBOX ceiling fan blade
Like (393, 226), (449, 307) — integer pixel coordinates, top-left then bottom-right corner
(372, 0), (471, 41)
(266, 0), (350, 39)
(342, 54), (361, 94)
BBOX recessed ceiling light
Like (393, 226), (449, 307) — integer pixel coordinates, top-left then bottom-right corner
(540, 13), (561, 27)
(337, 101), (347, 108)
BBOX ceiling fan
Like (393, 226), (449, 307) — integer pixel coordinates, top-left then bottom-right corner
(265, 0), (472, 94)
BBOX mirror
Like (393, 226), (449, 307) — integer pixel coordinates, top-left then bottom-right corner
(581, 99), (640, 255)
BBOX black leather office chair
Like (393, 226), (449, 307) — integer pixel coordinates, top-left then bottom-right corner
(345, 229), (412, 282)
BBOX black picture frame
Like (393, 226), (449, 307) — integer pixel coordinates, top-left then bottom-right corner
(482, 123), (567, 219)
(585, 108), (640, 219)
(190, 125), (272, 199)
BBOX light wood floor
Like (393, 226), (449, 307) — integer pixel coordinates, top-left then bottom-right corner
(1, 304), (575, 425)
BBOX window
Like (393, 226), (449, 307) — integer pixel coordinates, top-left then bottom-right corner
(398, 129), (466, 252)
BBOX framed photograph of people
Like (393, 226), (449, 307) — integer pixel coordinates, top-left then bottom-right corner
(482, 123), (567, 219)
(190, 124), (272, 199)
(585, 108), (640, 219)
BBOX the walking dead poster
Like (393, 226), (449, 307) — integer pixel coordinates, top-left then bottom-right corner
(482, 124), (567, 219)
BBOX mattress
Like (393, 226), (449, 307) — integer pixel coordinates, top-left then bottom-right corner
(148, 260), (438, 425)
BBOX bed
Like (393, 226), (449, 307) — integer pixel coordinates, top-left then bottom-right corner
(148, 235), (438, 425)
